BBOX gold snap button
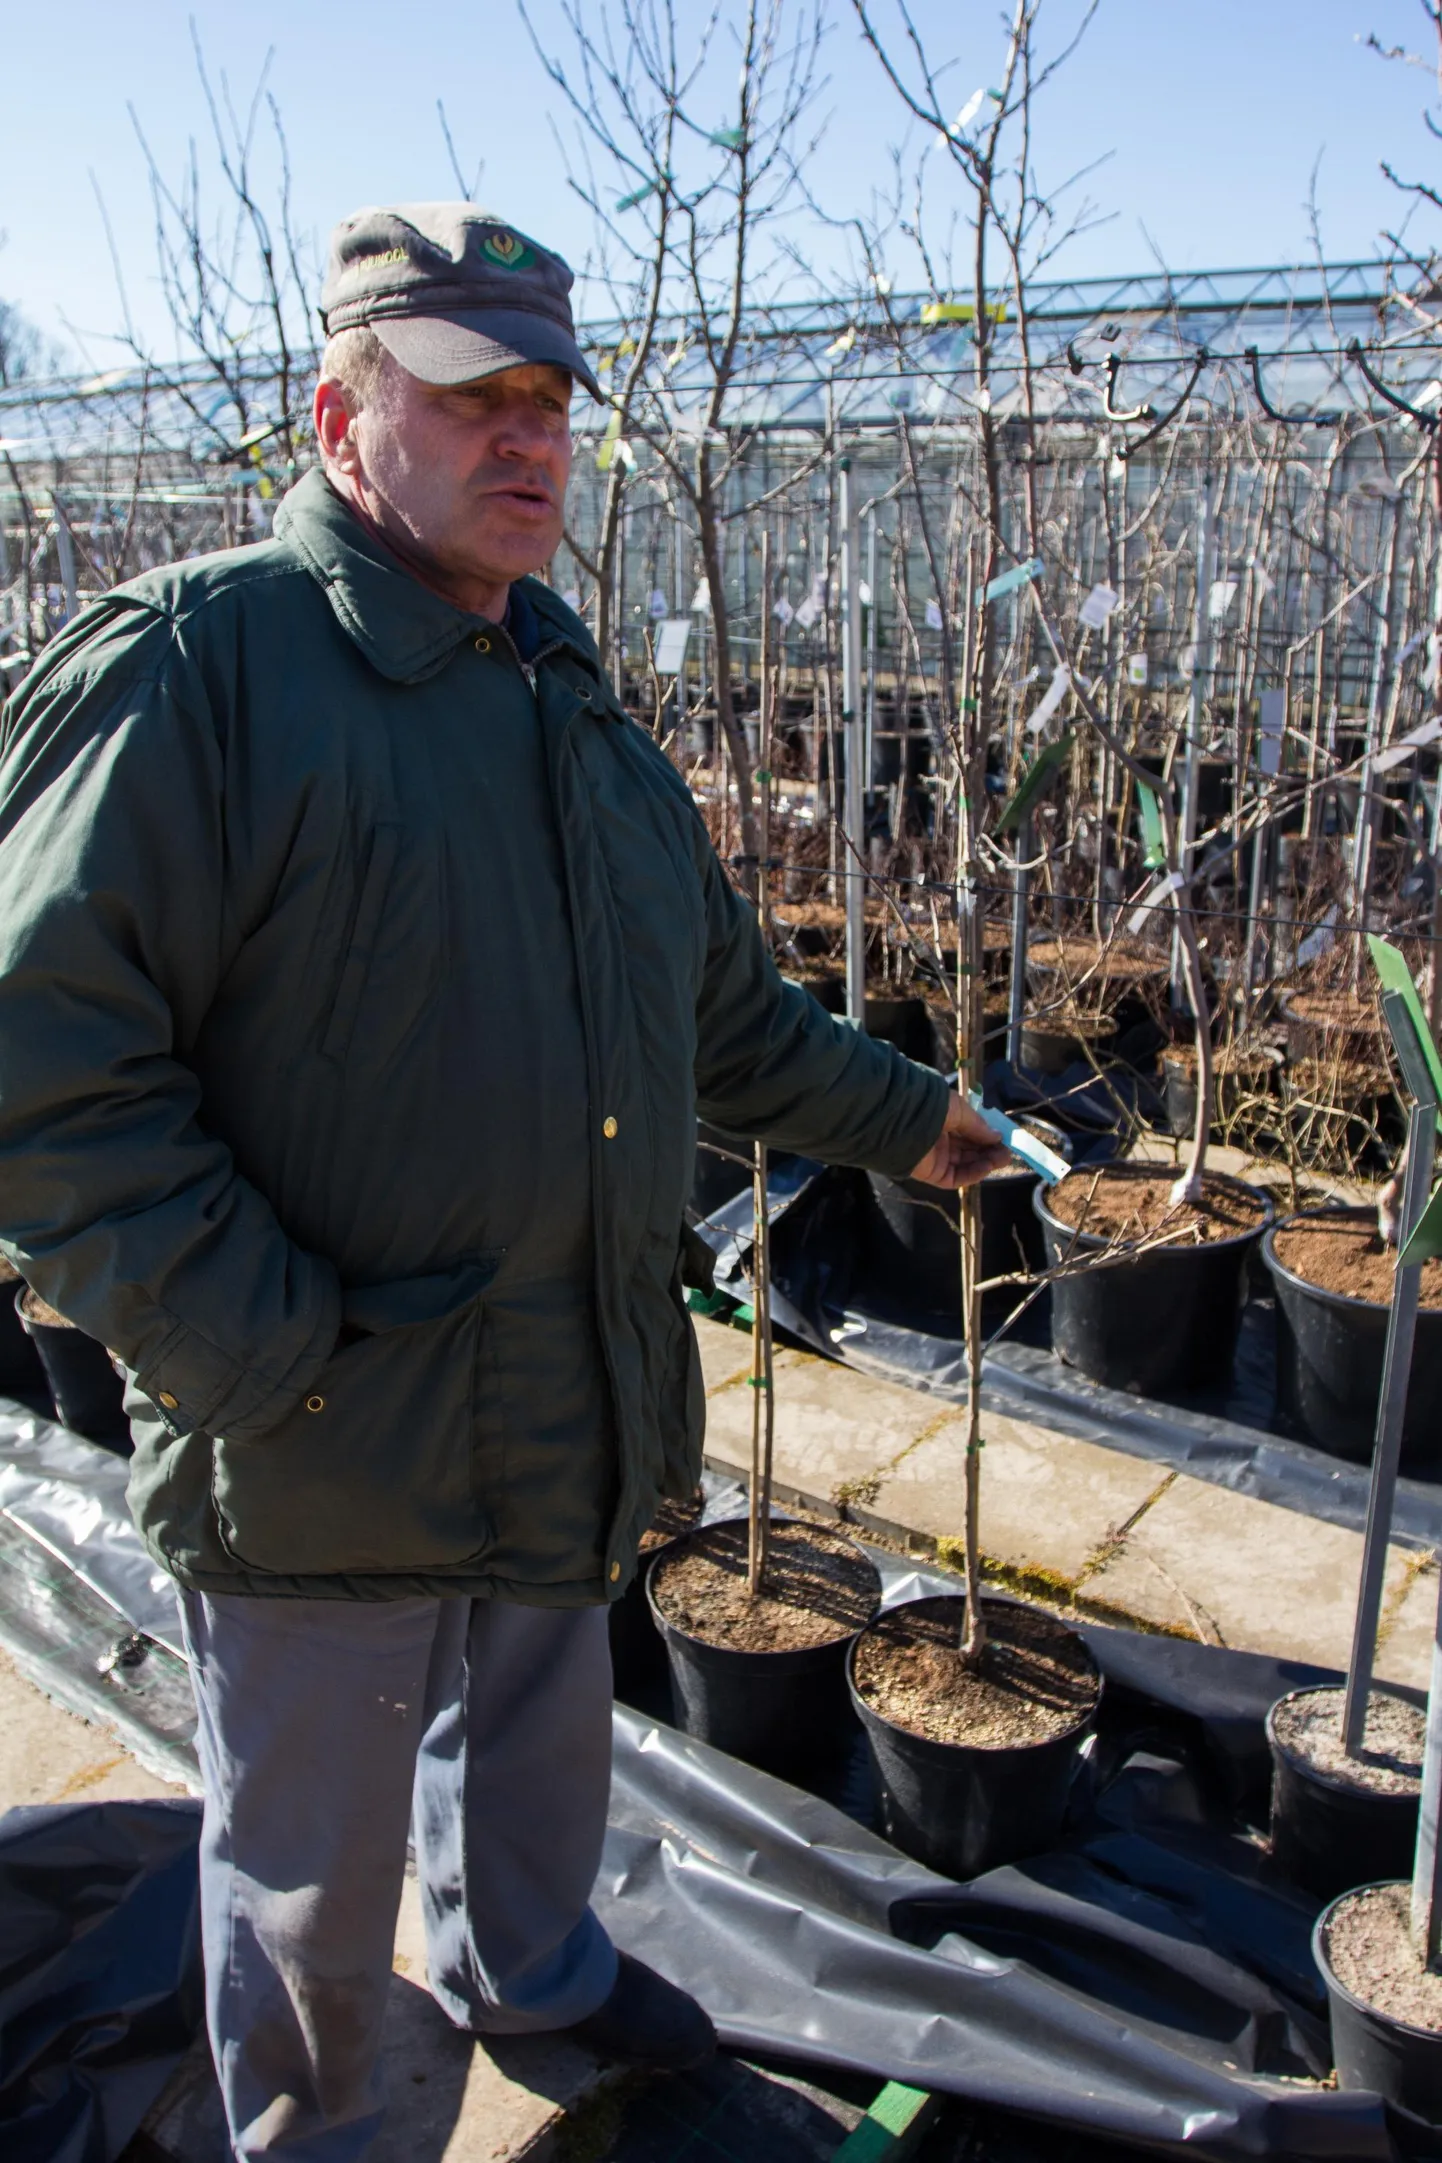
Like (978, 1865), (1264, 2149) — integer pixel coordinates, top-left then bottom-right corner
(609, 1561), (621, 1583)
(305, 1394), (326, 1414)
(158, 1391), (178, 1410)
(474, 635), (491, 653)
(602, 1115), (618, 1139)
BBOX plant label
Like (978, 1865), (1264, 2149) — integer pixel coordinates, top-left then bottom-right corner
(655, 619), (692, 674)
(1078, 584), (1119, 631)
(1259, 687), (1285, 776)
(1127, 653), (1149, 686)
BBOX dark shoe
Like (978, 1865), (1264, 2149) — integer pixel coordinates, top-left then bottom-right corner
(564, 1953), (717, 2071)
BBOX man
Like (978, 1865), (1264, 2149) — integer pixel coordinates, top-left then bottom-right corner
(0, 203), (1005, 2160)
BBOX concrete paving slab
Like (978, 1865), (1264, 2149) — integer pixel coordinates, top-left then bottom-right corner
(701, 1342), (939, 1505)
(139, 1873), (612, 2162)
(1080, 1472), (1420, 1669)
(867, 1412), (1170, 1588)
(1374, 1552), (1441, 1693)
(0, 1645), (187, 1808)
(692, 1313), (753, 1397)
(0, 1641), (614, 2161)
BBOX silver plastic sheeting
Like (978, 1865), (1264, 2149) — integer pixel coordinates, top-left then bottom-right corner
(0, 1406), (183, 1656)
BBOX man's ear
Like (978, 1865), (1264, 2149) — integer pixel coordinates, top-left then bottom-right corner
(314, 377), (361, 475)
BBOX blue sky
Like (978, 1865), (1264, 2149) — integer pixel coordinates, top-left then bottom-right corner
(2, 0), (1438, 367)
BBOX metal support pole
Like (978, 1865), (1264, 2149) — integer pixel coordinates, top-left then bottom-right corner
(1343, 996), (1439, 1753)
(1006, 813), (1031, 1072)
(748, 530), (776, 1599)
(864, 508), (878, 793)
(840, 456), (866, 1027)
(1415, 1560), (1442, 1965)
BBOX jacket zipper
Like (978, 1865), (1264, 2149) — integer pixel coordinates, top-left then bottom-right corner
(488, 623), (568, 695)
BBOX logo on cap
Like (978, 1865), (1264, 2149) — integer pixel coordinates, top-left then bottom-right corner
(481, 229), (533, 271)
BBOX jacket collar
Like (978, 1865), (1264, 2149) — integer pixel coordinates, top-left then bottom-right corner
(274, 469), (601, 689)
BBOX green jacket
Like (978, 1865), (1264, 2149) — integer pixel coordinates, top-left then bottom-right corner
(0, 471), (948, 1604)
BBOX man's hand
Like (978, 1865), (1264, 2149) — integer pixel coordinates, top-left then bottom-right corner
(908, 1093), (1011, 1190)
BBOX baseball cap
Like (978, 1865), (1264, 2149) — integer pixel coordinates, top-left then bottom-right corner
(320, 202), (604, 400)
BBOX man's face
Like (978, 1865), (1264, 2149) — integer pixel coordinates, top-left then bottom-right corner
(318, 353), (574, 603)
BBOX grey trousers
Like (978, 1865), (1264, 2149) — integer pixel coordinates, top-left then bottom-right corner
(179, 1589), (619, 2162)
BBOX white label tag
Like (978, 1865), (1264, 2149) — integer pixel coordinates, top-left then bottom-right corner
(1026, 664), (1072, 733)
(1078, 583), (1119, 631)
(1127, 871), (1184, 935)
(654, 619), (691, 674)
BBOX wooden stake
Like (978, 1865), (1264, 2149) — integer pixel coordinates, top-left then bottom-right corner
(748, 532), (776, 1599)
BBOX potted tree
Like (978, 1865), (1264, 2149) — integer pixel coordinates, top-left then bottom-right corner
(840, 0), (1107, 1879)
(649, 538), (882, 1781)
(1266, 942), (1440, 1907)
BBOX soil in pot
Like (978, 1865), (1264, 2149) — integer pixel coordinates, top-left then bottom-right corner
(18, 1286), (130, 1448)
(1046, 1165), (1268, 1246)
(1037, 1165), (1271, 1395)
(1027, 937), (1170, 1032)
(1019, 1009), (1118, 1078)
(1268, 1685), (1423, 1899)
(1318, 1882), (1442, 2121)
(1282, 989), (1384, 1063)
(649, 1518), (881, 1780)
(610, 1490), (704, 1706)
(1264, 1209), (1442, 1467)
(849, 1595), (1101, 1877)
(0, 1258), (47, 1399)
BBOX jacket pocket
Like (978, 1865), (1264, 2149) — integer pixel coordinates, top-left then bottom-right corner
(210, 1254), (502, 1576)
(320, 824), (400, 1062)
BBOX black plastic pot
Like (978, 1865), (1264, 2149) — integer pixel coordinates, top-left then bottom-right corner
(847, 1595), (1101, 1880)
(862, 1121), (1074, 1326)
(1033, 1168), (1273, 1396)
(1019, 1015), (1117, 1078)
(864, 995), (940, 1068)
(610, 1507), (704, 1707)
(0, 1267), (47, 1398)
(17, 1289), (129, 1447)
(1266, 1689), (1420, 1900)
(1263, 1209), (1442, 1470)
(1316, 1885), (1442, 2123)
(1162, 1052), (1279, 1142)
(648, 1528), (881, 1782)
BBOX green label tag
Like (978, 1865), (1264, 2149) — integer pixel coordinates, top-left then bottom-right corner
(1368, 937), (1442, 1105)
(1136, 779), (1167, 870)
(995, 730), (1072, 837)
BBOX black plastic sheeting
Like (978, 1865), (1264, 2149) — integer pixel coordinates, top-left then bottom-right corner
(0, 1797), (203, 2163)
(1, 1422), (1439, 2159)
(694, 1151), (1442, 1551)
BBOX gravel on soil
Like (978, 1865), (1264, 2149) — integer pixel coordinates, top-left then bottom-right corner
(1272, 1687), (1423, 1797)
(1325, 1882), (1442, 2031)
(650, 1519), (880, 1653)
(638, 1491), (704, 1557)
(852, 1596), (1100, 1749)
